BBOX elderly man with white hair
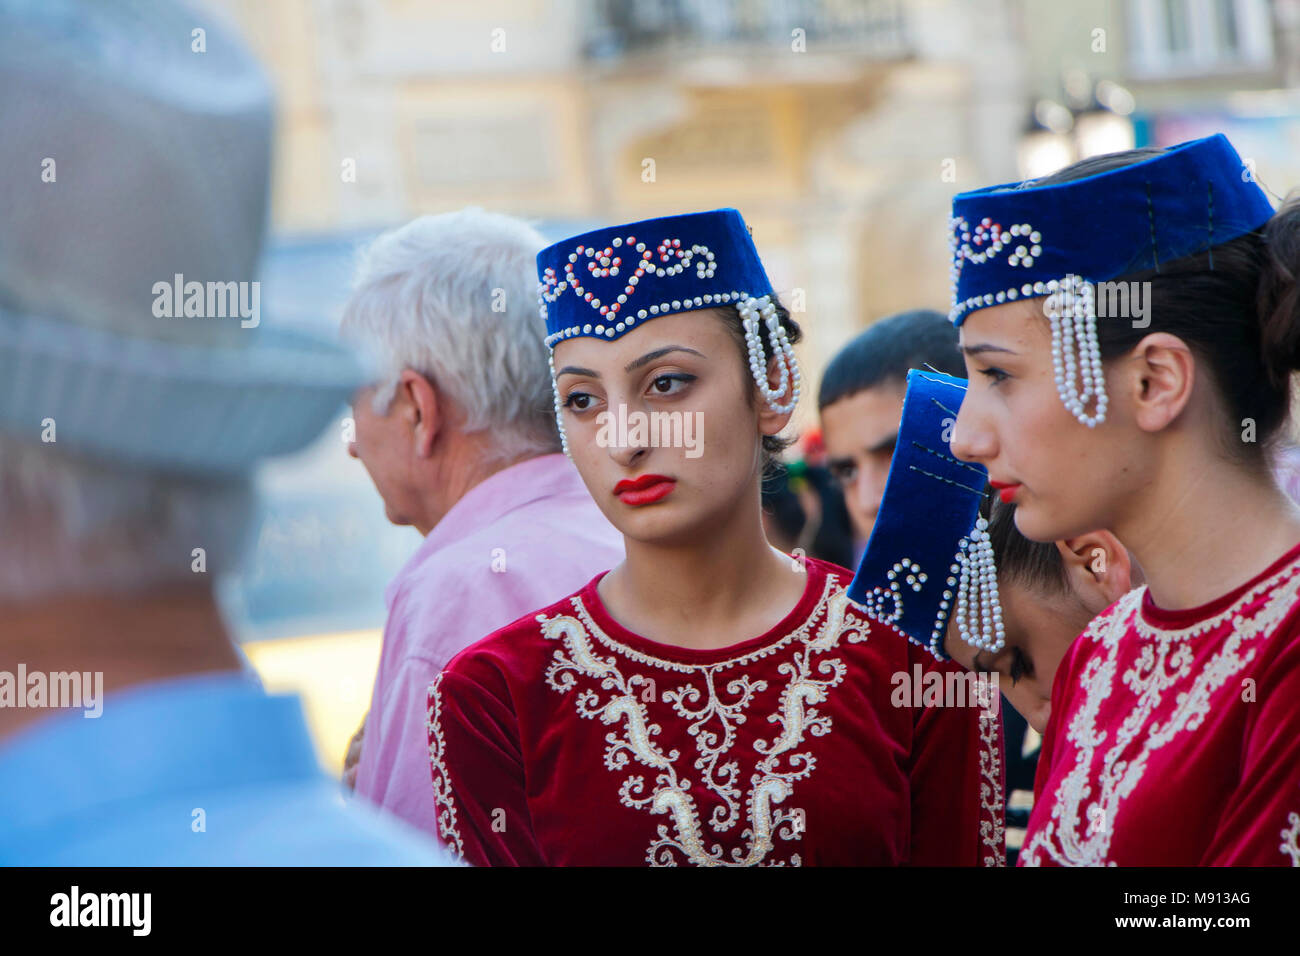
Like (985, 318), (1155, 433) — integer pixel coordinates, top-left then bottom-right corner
(0, 0), (451, 865)
(341, 209), (623, 834)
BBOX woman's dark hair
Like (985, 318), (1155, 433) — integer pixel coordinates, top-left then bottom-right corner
(715, 295), (803, 473)
(982, 488), (1068, 596)
(1026, 150), (1300, 464)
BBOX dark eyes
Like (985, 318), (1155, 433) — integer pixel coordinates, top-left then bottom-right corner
(651, 373), (693, 395)
(829, 462), (857, 487)
(979, 367), (1010, 385)
(561, 372), (695, 411)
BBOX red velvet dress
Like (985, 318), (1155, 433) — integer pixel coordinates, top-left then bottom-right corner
(1021, 540), (1300, 866)
(426, 558), (1004, 866)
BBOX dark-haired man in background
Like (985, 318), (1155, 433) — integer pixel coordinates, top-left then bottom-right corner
(817, 309), (965, 562)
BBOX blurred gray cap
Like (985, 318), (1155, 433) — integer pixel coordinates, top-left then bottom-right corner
(0, 0), (363, 475)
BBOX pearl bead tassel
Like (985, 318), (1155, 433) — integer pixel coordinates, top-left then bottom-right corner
(953, 517), (1005, 653)
(1046, 275), (1107, 428)
(740, 294), (801, 415)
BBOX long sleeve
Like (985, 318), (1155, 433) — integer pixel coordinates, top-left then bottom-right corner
(426, 666), (546, 867)
(905, 644), (1005, 866)
(1201, 633), (1300, 866)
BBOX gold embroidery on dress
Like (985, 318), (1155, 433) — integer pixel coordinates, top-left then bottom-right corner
(426, 672), (466, 861)
(1023, 557), (1300, 866)
(541, 577), (870, 866)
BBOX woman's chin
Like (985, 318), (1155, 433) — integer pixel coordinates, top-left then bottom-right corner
(1010, 498), (1058, 545)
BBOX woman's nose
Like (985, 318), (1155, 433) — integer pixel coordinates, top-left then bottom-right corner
(949, 403), (991, 464)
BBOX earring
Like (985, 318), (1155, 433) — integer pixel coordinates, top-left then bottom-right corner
(740, 294), (801, 414)
(952, 517), (1005, 654)
(1046, 274), (1107, 428)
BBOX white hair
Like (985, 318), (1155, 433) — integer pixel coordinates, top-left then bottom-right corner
(340, 208), (559, 463)
(0, 436), (256, 601)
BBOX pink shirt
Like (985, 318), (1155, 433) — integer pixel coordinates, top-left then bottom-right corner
(354, 453), (624, 834)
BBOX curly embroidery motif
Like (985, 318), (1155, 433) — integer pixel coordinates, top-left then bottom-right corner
(1282, 808), (1300, 866)
(1023, 558), (1300, 866)
(426, 672), (465, 862)
(541, 579), (868, 866)
(979, 710), (1006, 866)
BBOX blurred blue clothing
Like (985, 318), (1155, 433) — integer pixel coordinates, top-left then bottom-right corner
(0, 672), (455, 866)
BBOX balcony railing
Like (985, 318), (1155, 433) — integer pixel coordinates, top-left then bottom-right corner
(584, 0), (910, 60)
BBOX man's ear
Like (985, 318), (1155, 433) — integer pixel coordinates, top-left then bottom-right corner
(398, 369), (441, 458)
(1055, 530), (1133, 615)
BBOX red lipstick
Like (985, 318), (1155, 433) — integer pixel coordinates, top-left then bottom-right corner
(989, 480), (1021, 504)
(614, 474), (676, 506)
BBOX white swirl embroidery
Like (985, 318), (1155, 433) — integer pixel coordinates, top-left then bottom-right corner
(1023, 556), (1300, 866)
(541, 579), (869, 866)
(979, 709), (1006, 867)
(425, 672), (465, 862)
(1282, 810), (1300, 866)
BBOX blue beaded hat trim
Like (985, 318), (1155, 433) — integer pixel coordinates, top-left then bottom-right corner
(537, 208), (775, 347)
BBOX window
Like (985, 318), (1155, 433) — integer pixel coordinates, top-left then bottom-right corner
(1128, 0), (1274, 77)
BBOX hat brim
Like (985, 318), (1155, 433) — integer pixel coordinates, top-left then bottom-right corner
(0, 306), (365, 476)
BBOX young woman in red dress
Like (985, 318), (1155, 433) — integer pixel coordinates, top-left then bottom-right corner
(424, 209), (1003, 866)
(947, 134), (1300, 865)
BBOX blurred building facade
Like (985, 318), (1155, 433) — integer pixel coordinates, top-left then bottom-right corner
(216, 0), (1300, 412)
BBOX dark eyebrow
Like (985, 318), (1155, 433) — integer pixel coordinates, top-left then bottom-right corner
(960, 343), (1018, 357)
(554, 365), (600, 379)
(626, 345), (705, 373)
(556, 345), (706, 380)
(866, 432), (898, 455)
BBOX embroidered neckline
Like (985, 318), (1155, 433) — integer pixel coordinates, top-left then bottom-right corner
(570, 561), (833, 671)
(1022, 554), (1300, 866)
(1135, 540), (1300, 641)
(537, 580), (871, 865)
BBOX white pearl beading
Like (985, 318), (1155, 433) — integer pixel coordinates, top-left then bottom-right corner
(951, 517), (1005, 654)
(1044, 274), (1108, 428)
(947, 216), (1041, 319)
(863, 559), (926, 627)
(739, 294), (801, 415)
(539, 235), (729, 347)
(547, 351), (571, 459)
(947, 216), (1107, 427)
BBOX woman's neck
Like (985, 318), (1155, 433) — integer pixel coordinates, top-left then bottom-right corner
(1117, 449), (1300, 611)
(599, 492), (808, 651)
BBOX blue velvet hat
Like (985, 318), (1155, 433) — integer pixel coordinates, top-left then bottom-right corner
(949, 133), (1274, 325)
(848, 369), (991, 660)
(947, 133), (1274, 429)
(537, 208), (774, 347)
